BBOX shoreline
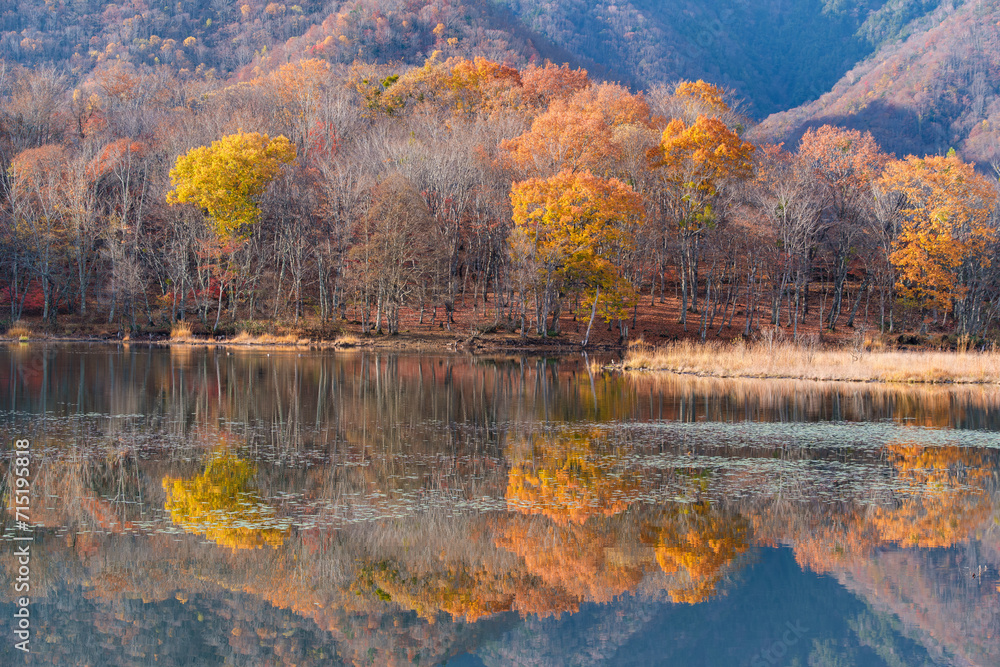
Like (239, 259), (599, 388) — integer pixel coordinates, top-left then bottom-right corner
(621, 340), (1000, 385)
(9, 335), (1000, 387)
(7, 335), (1000, 385)
(0, 333), (610, 355)
(614, 365), (1000, 385)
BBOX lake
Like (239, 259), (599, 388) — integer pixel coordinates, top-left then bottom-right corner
(0, 344), (997, 666)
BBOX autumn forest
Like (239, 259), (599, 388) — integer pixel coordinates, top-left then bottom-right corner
(2, 46), (999, 345)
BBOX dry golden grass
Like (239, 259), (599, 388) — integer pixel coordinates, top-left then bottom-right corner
(332, 334), (361, 348)
(622, 337), (1000, 384)
(169, 321), (195, 342)
(169, 321), (310, 347)
(7, 320), (31, 340)
(228, 332), (309, 346)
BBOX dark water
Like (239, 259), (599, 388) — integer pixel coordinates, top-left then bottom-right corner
(0, 344), (998, 666)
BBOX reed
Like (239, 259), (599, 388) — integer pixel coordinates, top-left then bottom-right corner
(228, 331), (308, 346)
(622, 336), (1000, 384)
(169, 320), (195, 341)
(6, 320), (32, 341)
(332, 334), (361, 348)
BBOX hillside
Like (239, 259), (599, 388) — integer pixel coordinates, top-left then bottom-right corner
(0, 0), (563, 78)
(755, 0), (1000, 165)
(495, 0), (950, 115)
(1, 0), (953, 117)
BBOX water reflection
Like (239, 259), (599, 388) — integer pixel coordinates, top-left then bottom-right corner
(0, 345), (998, 665)
(162, 454), (289, 550)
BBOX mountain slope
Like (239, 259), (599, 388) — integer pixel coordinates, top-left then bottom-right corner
(754, 0), (1000, 164)
(0, 0), (580, 79)
(2, 0), (951, 117)
(494, 0), (949, 116)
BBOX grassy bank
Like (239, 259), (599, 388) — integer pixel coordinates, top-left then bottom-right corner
(621, 338), (1000, 384)
(1, 319), (574, 352)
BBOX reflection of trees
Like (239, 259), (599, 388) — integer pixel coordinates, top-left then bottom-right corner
(345, 502), (751, 624)
(505, 429), (640, 524)
(643, 502), (750, 604)
(754, 443), (996, 574)
(500, 430), (750, 606)
(162, 454), (287, 550)
(872, 444), (992, 549)
(351, 558), (578, 622)
(496, 514), (647, 606)
(626, 372), (1000, 429)
(8, 347), (1000, 665)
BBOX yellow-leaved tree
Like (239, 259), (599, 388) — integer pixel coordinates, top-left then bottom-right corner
(650, 111), (754, 326)
(881, 152), (998, 331)
(166, 130), (296, 239)
(509, 169), (645, 343)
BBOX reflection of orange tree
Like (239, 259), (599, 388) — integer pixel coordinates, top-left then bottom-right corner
(350, 559), (578, 622)
(162, 455), (288, 550)
(642, 502), (750, 604)
(755, 506), (879, 575)
(762, 444), (995, 575)
(504, 432), (746, 605)
(873, 444), (992, 548)
(505, 429), (641, 524)
(496, 514), (646, 604)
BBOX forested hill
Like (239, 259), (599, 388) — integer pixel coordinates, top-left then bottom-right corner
(2, 0), (950, 116)
(0, 0), (567, 79)
(493, 0), (949, 116)
(754, 0), (1000, 165)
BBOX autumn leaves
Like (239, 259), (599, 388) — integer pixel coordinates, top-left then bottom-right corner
(152, 55), (999, 341)
(504, 79), (753, 340)
(510, 172), (643, 341)
(882, 154), (998, 312)
(167, 131), (296, 240)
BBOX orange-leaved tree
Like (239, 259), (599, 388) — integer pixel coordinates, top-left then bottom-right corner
(672, 79), (731, 118)
(797, 126), (889, 331)
(502, 82), (651, 177)
(509, 169), (645, 342)
(650, 114), (754, 325)
(880, 152), (998, 332)
(376, 53), (521, 116)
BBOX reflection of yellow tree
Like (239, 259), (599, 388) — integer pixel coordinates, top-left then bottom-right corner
(162, 455), (287, 550)
(873, 444), (991, 548)
(496, 515), (646, 604)
(643, 503), (750, 604)
(506, 429), (640, 524)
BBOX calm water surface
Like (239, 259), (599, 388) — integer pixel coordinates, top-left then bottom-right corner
(0, 344), (998, 666)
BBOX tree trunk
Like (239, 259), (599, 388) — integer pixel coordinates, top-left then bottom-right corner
(583, 286), (600, 348)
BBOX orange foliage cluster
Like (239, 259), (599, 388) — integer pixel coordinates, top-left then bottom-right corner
(504, 430), (641, 524)
(872, 443), (992, 548)
(883, 155), (998, 310)
(645, 503), (751, 604)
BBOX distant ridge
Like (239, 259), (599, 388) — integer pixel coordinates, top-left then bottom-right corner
(755, 0), (1000, 166)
